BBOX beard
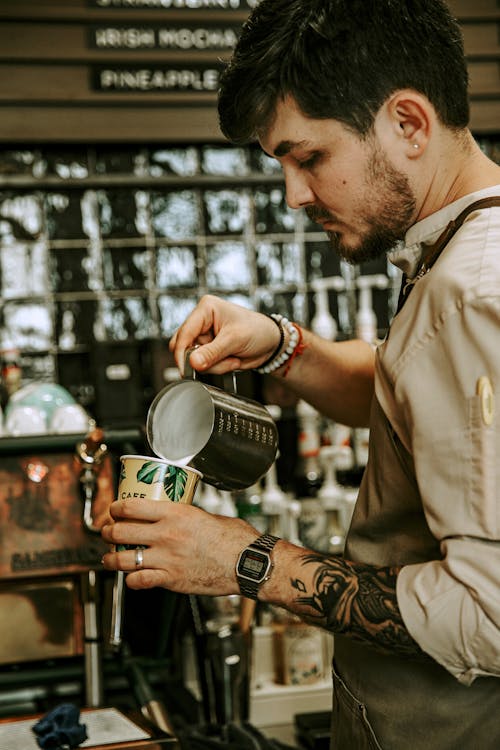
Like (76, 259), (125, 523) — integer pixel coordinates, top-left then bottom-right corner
(306, 145), (416, 265)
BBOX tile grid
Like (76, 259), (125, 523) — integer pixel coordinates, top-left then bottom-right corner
(1, 137), (497, 393)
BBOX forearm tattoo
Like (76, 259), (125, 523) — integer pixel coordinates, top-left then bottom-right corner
(291, 552), (423, 657)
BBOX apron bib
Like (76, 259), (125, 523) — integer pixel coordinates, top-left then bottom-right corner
(330, 397), (500, 749)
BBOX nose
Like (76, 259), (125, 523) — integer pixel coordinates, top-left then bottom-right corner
(283, 167), (315, 210)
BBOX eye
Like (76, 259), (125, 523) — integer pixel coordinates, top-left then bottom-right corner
(298, 152), (321, 169)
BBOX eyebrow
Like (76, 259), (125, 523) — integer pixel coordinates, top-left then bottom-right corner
(273, 139), (310, 157)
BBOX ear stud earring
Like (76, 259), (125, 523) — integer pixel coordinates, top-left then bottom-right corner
(413, 143), (420, 150)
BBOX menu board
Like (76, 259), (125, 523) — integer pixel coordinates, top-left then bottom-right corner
(0, 0), (498, 141)
(0, 0), (255, 141)
(87, 0), (258, 7)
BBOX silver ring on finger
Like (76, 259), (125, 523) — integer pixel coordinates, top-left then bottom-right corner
(135, 548), (144, 569)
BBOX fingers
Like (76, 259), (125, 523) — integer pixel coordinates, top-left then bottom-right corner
(101, 520), (150, 549)
(101, 541), (199, 593)
(101, 547), (170, 590)
(170, 294), (262, 374)
(169, 295), (220, 373)
(108, 498), (168, 523)
(102, 545), (152, 573)
(188, 340), (242, 374)
(100, 510), (261, 597)
(101, 499), (201, 549)
(101, 500), (163, 549)
(125, 569), (170, 590)
(102, 546), (146, 572)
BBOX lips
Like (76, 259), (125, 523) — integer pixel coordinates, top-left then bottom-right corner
(317, 217), (340, 233)
(306, 207), (336, 226)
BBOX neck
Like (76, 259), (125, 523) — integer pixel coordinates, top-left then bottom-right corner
(416, 130), (500, 222)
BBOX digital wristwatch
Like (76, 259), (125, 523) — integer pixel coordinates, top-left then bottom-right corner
(235, 533), (280, 600)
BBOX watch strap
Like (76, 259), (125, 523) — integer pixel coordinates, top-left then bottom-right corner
(237, 533), (280, 600)
(238, 580), (261, 600)
(252, 533), (280, 554)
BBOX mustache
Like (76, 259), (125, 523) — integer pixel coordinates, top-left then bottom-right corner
(305, 206), (336, 224)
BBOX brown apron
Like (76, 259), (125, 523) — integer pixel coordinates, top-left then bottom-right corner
(330, 199), (500, 749)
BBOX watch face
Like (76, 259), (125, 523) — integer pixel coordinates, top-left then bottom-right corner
(237, 548), (270, 583)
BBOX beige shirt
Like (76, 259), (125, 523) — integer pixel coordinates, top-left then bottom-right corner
(370, 186), (500, 686)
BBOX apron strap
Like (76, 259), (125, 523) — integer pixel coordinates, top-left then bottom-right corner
(397, 196), (500, 313)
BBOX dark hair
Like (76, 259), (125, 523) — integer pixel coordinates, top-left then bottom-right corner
(218, 0), (469, 143)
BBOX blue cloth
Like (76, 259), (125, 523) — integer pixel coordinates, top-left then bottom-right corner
(32, 703), (87, 749)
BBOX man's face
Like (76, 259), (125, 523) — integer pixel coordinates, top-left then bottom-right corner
(259, 96), (416, 264)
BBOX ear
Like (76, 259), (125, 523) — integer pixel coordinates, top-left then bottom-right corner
(379, 90), (433, 158)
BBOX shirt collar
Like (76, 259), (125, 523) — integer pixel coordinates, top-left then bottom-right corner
(389, 185), (500, 278)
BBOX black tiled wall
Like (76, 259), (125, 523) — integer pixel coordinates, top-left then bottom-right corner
(0, 138), (498, 424)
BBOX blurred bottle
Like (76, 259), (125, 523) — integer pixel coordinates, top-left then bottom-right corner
(271, 607), (326, 686)
(261, 461), (287, 538)
(355, 274), (387, 345)
(352, 275), (386, 474)
(319, 445), (348, 554)
(284, 496), (302, 547)
(294, 401), (327, 550)
(294, 400), (323, 498)
(234, 482), (267, 534)
(273, 407), (298, 495)
(196, 483), (222, 514)
(0, 345), (21, 409)
(328, 422), (355, 471)
(310, 278), (340, 341)
(218, 491), (238, 518)
(261, 405), (288, 538)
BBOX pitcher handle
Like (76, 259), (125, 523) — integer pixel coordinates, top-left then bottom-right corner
(184, 345), (238, 393)
(223, 371), (238, 394)
(184, 345), (199, 380)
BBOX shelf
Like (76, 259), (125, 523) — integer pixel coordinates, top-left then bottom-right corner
(250, 679), (332, 729)
(0, 428), (144, 455)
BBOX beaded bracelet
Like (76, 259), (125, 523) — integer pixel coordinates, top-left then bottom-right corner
(282, 322), (305, 377)
(257, 314), (285, 371)
(257, 314), (301, 374)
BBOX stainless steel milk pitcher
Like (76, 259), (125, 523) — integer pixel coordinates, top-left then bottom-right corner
(146, 349), (279, 490)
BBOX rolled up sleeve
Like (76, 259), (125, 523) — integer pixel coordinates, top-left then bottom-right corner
(393, 294), (500, 684)
(397, 539), (500, 684)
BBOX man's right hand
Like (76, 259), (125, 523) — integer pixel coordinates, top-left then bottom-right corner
(169, 294), (282, 376)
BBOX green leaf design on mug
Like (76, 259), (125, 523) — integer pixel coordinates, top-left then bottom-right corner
(136, 461), (166, 485)
(135, 461), (189, 502)
(164, 466), (188, 502)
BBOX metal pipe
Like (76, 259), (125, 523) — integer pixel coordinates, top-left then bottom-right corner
(109, 570), (125, 649)
(81, 570), (104, 707)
